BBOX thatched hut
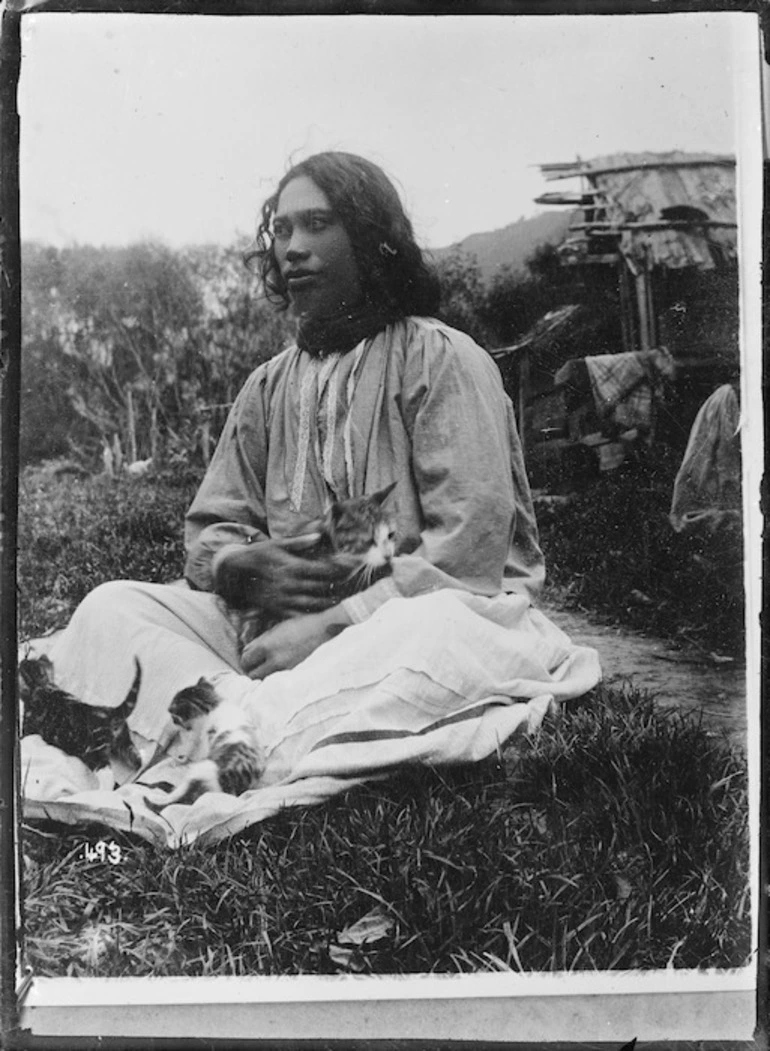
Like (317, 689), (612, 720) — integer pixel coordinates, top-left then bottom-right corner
(491, 151), (739, 489)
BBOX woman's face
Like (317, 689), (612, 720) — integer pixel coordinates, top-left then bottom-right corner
(272, 175), (362, 322)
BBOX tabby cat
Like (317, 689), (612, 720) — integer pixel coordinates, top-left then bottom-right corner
(19, 655), (142, 773)
(159, 677), (265, 804)
(226, 481), (398, 654)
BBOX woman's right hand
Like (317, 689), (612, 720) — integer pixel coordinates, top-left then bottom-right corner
(212, 535), (350, 620)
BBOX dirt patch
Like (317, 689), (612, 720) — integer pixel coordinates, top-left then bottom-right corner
(541, 596), (748, 750)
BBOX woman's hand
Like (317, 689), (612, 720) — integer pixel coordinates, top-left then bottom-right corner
(213, 535), (351, 621)
(241, 605), (353, 679)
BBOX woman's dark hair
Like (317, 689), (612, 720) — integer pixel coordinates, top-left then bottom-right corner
(244, 151), (441, 319)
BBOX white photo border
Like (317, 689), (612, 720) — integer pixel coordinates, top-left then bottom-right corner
(2, 2), (765, 1045)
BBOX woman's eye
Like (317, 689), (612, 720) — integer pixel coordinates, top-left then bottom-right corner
(309, 216), (330, 231)
(272, 223), (290, 241)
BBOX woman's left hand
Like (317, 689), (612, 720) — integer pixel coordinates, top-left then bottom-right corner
(241, 605), (353, 679)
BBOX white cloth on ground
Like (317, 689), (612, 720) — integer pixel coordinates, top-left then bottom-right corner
(21, 587), (601, 849)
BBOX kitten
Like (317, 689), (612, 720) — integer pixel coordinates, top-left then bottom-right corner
(160, 677), (266, 805)
(19, 655), (142, 773)
(229, 481), (398, 653)
(317, 481), (398, 593)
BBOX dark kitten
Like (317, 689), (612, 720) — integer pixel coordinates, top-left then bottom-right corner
(160, 677), (265, 804)
(20, 655), (142, 773)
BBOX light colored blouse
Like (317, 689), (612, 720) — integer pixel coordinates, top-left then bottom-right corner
(184, 317), (544, 621)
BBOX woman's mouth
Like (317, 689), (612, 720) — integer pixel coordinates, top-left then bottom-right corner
(286, 272), (316, 290)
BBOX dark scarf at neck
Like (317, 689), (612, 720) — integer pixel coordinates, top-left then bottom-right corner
(297, 303), (399, 358)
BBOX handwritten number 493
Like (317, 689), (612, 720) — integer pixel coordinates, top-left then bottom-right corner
(82, 840), (123, 865)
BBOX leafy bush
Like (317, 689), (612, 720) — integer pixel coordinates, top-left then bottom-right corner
(20, 241), (293, 469)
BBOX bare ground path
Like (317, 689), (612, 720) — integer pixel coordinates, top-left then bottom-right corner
(540, 592), (749, 750)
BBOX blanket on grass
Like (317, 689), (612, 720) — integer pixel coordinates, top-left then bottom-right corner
(20, 591), (601, 849)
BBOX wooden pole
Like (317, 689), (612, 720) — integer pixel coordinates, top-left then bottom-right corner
(635, 272), (652, 351)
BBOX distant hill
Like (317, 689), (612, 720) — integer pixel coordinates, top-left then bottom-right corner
(429, 209), (576, 284)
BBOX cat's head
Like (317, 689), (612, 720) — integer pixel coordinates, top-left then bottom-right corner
(18, 654), (55, 701)
(169, 677), (221, 730)
(323, 481), (398, 572)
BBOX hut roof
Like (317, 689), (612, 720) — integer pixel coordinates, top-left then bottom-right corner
(536, 151), (737, 271)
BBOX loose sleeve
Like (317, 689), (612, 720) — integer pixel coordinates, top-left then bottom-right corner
(342, 321), (544, 622)
(183, 366), (271, 591)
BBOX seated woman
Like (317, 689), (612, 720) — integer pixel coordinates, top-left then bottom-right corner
(27, 152), (600, 792)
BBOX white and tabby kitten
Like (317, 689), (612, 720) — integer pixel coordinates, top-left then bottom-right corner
(158, 677), (265, 806)
(227, 481), (398, 654)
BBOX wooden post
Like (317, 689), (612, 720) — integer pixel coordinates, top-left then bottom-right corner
(618, 259), (636, 353)
(634, 245), (657, 351)
(635, 271), (652, 350)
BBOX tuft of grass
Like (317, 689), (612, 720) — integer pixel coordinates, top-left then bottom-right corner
(17, 463), (202, 638)
(21, 685), (751, 976)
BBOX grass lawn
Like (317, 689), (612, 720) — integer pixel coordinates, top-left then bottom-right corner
(535, 451), (745, 659)
(16, 464), (753, 975)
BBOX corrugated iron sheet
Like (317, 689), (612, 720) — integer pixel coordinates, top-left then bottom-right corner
(490, 304), (584, 358)
(540, 151), (737, 271)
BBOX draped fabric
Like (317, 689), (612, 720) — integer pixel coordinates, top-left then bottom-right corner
(23, 590), (601, 848)
(669, 383), (742, 533)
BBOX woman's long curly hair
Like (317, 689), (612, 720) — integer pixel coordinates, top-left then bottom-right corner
(244, 152), (441, 319)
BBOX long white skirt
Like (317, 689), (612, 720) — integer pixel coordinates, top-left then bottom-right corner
(22, 582), (602, 846)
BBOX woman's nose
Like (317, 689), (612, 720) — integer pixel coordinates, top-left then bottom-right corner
(285, 229), (310, 259)
(285, 244), (309, 261)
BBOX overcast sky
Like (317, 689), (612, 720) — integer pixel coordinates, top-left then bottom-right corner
(17, 11), (760, 251)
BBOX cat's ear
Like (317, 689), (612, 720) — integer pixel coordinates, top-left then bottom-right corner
(327, 501), (345, 525)
(371, 480), (397, 506)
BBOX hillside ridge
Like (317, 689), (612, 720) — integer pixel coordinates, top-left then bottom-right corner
(429, 209), (576, 283)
